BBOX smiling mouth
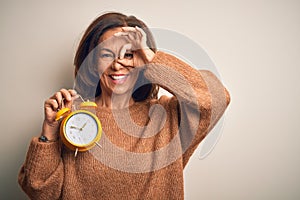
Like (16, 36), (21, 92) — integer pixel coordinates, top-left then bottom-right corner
(109, 74), (129, 84)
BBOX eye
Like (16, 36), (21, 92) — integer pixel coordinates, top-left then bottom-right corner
(124, 53), (133, 59)
(100, 53), (114, 58)
(99, 53), (115, 62)
(99, 49), (115, 61)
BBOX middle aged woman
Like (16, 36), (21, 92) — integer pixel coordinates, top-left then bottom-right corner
(18, 12), (230, 200)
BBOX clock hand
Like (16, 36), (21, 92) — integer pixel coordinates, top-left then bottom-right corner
(70, 125), (81, 130)
(80, 121), (88, 130)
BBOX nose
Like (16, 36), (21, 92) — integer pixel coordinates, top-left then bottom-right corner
(111, 58), (124, 71)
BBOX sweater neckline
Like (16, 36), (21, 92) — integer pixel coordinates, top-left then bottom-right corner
(95, 100), (150, 117)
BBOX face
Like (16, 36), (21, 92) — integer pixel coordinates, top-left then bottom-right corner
(97, 28), (140, 96)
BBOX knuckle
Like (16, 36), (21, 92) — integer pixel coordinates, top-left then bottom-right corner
(52, 99), (58, 103)
(44, 99), (57, 108)
(60, 88), (68, 96)
(50, 99), (58, 105)
(55, 92), (61, 98)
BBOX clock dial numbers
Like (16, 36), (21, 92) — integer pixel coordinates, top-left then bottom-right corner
(65, 112), (99, 146)
(58, 99), (102, 153)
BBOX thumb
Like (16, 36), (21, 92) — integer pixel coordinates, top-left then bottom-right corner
(119, 43), (132, 59)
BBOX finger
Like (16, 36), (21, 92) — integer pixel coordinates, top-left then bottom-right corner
(135, 26), (146, 36)
(135, 26), (144, 39)
(127, 32), (137, 41)
(121, 26), (136, 32)
(119, 43), (132, 59)
(68, 89), (77, 96)
(122, 26), (144, 39)
(60, 88), (72, 101)
(53, 91), (63, 108)
(114, 31), (138, 47)
(68, 89), (79, 99)
(121, 26), (144, 39)
(121, 27), (141, 41)
(45, 99), (59, 111)
(118, 58), (134, 68)
(132, 51), (146, 67)
(114, 32), (129, 37)
(135, 26), (147, 47)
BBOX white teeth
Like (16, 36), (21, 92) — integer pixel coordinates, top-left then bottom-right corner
(111, 75), (127, 80)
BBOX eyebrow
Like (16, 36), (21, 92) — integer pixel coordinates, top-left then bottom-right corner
(98, 47), (133, 57)
(99, 48), (115, 54)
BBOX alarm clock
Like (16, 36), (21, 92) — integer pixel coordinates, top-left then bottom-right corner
(56, 100), (102, 156)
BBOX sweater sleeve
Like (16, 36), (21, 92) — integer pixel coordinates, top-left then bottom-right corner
(144, 51), (230, 167)
(18, 137), (64, 199)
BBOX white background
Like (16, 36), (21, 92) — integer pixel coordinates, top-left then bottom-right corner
(0, 0), (299, 199)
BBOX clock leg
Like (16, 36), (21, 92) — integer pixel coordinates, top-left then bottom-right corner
(95, 142), (102, 148)
(74, 148), (78, 157)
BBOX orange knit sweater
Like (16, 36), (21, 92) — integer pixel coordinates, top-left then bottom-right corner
(18, 52), (230, 200)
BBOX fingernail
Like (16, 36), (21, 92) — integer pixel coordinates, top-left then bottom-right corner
(114, 32), (122, 36)
(72, 94), (80, 100)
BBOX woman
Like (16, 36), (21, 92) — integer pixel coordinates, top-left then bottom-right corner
(18, 12), (230, 199)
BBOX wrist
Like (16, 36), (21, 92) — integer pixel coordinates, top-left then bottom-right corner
(144, 48), (155, 63)
(38, 135), (58, 143)
(41, 121), (59, 141)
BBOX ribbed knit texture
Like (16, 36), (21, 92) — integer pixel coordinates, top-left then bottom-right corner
(18, 52), (230, 200)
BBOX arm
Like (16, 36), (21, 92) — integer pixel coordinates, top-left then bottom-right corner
(114, 27), (230, 166)
(18, 138), (64, 199)
(18, 89), (78, 199)
(145, 51), (230, 167)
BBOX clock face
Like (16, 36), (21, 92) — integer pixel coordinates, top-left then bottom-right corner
(64, 112), (99, 146)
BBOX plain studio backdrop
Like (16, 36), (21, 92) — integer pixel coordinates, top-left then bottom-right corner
(1, 0), (299, 199)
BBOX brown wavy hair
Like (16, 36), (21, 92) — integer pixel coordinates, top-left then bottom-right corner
(73, 12), (159, 101)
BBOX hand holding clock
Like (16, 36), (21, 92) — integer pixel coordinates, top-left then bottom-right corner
(42, 89), (78, 141)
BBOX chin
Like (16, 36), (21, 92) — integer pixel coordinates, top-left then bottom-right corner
(111, 86), (134, 96)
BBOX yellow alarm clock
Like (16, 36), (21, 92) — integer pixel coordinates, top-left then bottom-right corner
(56, 100), (102, 156)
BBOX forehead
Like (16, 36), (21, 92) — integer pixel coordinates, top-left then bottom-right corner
(100, 27), (123, 41)
(98, 27), (128, 50)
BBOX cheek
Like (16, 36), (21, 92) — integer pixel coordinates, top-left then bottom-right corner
(97, 60), (112, 74)
(130, 69), (140, 83)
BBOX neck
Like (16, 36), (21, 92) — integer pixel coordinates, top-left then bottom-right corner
(96, 90), (135, 109)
